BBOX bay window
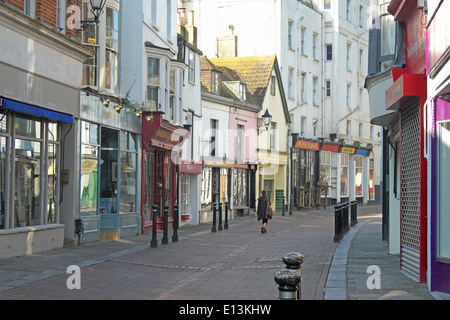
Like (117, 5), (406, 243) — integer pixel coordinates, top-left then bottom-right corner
(147, 57), (161, 111)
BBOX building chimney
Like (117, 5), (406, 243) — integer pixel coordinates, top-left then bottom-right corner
(178, 9), (198, 47)
(216, 26), (238, 57)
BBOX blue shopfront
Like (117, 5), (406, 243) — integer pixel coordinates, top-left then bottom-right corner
(78, 91), (142, 242)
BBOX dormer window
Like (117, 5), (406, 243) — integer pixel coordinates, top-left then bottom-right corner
(211, 71), (220, 94)
(239, 83), (247, 101)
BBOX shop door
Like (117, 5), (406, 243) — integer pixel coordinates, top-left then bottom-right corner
(400, 102), (422, 281)
(143, 149), (171, 231)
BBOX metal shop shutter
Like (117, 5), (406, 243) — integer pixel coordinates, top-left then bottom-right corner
(400, 101), (422, 281)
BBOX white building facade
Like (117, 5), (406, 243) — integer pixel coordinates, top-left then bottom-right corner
(180, 0), (382, 206)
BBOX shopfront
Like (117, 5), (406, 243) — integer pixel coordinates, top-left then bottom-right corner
(179, 161), (202, 225)
(141, 112), (189, 233)
(0, 97), (72, 257)
(426, 0), (450, 294)
(291, 140), (320, 208)
(79, 91), (142, 242)
(200, 164), (230, 223)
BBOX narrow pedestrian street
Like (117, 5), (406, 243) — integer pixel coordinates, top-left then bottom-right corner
(0, 206), (381, 300)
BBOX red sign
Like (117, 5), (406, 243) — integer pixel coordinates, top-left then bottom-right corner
(180, 162), (202, 175)
(294, 140), (320, 151)
(142, 112), (190, 151)
(322, 144), (340, 152)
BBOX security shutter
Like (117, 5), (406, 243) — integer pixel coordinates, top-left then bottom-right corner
(400, 101), (422, 281)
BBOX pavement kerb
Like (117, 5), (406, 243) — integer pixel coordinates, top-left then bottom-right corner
(323, 216), (376, 300)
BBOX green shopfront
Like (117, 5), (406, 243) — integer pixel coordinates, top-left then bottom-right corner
(78, 91), (141, 242)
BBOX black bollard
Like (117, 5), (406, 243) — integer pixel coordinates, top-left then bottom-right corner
(212, 202), (217, 232)
(151, 204), (158, 248)
(289, 195), (293, 215)
(274, 269), (302, 300)
(334, 204), (341, 242)
(172, 204), (179, 242)
(283, 252), (304, 300)
(282, 196), (285, 216)
(224, 202), (229, 229)
(162, 205), (169, 244)
(218, 202), (223, 231)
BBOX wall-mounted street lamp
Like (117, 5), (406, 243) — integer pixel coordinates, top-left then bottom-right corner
(258, 108), (273, 134)
(78, 0), (107, 31)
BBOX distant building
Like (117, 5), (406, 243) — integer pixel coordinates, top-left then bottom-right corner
(179, 0), (382, 208)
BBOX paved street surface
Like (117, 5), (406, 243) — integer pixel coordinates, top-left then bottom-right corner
(0, 205), (439, 301)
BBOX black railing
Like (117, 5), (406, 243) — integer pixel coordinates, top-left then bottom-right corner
(334, 201), (358, 242)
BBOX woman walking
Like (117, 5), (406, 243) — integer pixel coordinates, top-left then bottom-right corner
(257, 190), (271, 233)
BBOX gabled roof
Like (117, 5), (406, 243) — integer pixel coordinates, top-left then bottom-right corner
(200, 55), (258, 105)
(209, 55), (275, 106)
(207, 55), (290, 123)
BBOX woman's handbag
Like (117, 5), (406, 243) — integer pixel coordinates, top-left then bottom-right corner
(266, 196), (273, 219)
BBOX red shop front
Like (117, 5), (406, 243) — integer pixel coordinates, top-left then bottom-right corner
(141, 112), (189, 234)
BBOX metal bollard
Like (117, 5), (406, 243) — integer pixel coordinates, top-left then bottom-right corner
(274, 269), (302, 300)
(212, 202), (217, 232)
(289, 195), (293, 215)
(283, 252), (304, 300)
(218, 202), (223, 231)
(350, 201), (358, 226)
(282, 196), (285, 216)
(151, 204), (158, 248)
(343, 202), (349, 233)
(172, 204), (179, 242)
(162, 205), (169, 244)
(224, 202), (229, 229)
(334, 204), (342, 242)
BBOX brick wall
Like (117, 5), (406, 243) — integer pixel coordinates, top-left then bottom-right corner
(35, 0), (57, 26)
(1, 0), (82, 40)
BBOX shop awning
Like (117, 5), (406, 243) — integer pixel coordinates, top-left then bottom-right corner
(1, 98), (74, 124)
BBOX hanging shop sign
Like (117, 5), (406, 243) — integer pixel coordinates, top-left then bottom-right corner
(142, 112), (190, 151)
(294, 140), (321, 151)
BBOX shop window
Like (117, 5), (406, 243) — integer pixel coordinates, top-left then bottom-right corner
(163, 155), (171, 207)
(201, 167), (212, 209)
(340, 154), (349, 196)
(99, 127), (118, 214)
(438, 122), (450, 261)
(369, 159), (375, 200)
(47, 143), (59, 224)
(0, 115), (61, 229)
(14, 139), (42, 227)
(120, 132), (137, 213)
(355, 155), (363, 196)
(233, 168), (248, 207)
(320, 151), (331, 196)
(80, 121), (99, 216)
(181, 174), (191, 216)
(143, 152), (153, 223)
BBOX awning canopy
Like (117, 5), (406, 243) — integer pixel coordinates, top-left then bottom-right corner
(1, 98), (74, 124)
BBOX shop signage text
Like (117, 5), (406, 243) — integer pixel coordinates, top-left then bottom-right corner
(294, 140), (320, 151)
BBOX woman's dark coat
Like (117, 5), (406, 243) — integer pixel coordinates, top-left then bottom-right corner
(257, 196), (269, 220)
